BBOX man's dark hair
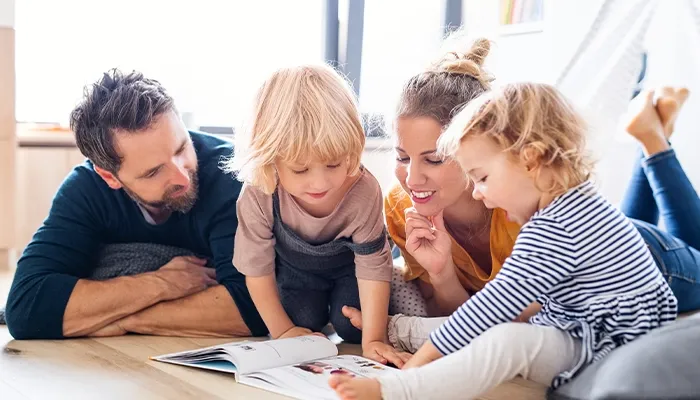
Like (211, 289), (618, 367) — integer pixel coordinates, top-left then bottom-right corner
(70, 68), (175, 173)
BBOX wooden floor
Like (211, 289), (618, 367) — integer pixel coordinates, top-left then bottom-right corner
(0, 271), (546, 400)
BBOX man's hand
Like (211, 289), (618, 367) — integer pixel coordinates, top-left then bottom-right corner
(151, 256), (218, 301)
(363, 340), (412, 368)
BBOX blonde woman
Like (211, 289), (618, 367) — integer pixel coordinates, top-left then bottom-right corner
(342, 38), (535, 348)
(227, 64), (411, 367)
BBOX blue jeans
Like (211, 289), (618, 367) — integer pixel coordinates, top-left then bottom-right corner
(621, 149), (700, 313)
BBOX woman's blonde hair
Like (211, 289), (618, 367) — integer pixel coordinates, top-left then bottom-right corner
(394, 36), (493, 128)
(226, 63), (365, 194)
(438, 82), (594, 196)
(384, 36), (494, 212)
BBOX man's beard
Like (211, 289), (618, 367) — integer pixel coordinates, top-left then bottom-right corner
(122, 170), (199, 214)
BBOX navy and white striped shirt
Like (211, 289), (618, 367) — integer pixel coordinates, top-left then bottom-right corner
(430, 181), (677, 385)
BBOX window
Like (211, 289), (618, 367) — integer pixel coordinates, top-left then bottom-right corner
(15, 0), (324, 127)
(359, 0), (445, 115)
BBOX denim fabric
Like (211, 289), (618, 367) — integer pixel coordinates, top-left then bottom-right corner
(621, 148), (700, 313)
(632, 219), (700, 313)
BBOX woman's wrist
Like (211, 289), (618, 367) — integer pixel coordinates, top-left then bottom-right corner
(428, 258), (457, 285)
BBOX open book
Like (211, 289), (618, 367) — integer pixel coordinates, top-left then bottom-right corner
(151, 335), (398, 399)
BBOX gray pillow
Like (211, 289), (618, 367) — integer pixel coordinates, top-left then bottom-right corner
(548, 313), (700, 400)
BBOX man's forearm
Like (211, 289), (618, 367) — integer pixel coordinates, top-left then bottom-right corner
(63, 273), (168, 337)
(120, 285), (251, 337)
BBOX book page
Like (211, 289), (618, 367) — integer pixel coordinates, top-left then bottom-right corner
(152, 335), (338, 375)
(239, 355), (399, 400)
(155, 358), (239, 375)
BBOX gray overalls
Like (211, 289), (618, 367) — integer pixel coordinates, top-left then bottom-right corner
(272, 191), (386, 343)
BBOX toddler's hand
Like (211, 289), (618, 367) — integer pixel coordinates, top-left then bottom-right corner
(277, 326), (325, 340)
(363, 341), (412, 368)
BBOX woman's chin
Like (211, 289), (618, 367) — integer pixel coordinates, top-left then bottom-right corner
(412, 202), (441, 217)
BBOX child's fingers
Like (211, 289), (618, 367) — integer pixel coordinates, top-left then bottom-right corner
(397, 351), (413, 364)
(328, 375), (342, 389)
(381, 350), (406, 368)
(372, 345), (410, 368)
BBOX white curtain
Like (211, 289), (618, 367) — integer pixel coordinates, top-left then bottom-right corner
(555, 0), (657, 140)
(552, 0), (700, 203)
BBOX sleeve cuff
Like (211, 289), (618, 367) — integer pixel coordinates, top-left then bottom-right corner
(355, 264), (393, 282)
(429, 331), (453, 356)
(6, 273), (79, 339)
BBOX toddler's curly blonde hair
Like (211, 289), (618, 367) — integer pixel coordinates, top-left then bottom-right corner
(438, 82), (593, 196)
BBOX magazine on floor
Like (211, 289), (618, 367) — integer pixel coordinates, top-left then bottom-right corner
(151, 335), (398, 399)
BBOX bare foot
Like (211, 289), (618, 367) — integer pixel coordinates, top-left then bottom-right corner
(624, 90), (669, 156)
(655, 87), (690, 139)
(329, 375), (382, 400)
(625, 90), (664, 139)
(342, 306), (364, 330)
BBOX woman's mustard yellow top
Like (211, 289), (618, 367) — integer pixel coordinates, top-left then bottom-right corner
(384, 184), (521, 293)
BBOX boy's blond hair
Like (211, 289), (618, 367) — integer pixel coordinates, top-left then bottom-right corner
(227, 64), (365, 194)
(438, 82), (593, 196)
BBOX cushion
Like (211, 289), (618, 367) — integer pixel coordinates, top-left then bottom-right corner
(548, 313), (700, 400)
(89, 242), (201, 280)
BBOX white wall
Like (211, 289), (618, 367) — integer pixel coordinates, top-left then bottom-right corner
(642, 1), (700, 200)
(461, 0), (555, 84)
(363, 1), (610, 197)
(459, 0), (699, 205)
(0, 0), (13, 28)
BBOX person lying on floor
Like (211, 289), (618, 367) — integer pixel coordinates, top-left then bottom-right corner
(3, 69), (267, 340)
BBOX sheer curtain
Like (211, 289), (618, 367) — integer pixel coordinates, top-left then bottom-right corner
(15, 0), (324, 127)
(553, 0), (700, 202)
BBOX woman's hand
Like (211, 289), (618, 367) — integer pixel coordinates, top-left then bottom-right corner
(404, 209), (454, 281)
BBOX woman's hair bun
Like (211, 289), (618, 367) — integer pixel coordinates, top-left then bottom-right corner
(430, 37), (493, 88)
